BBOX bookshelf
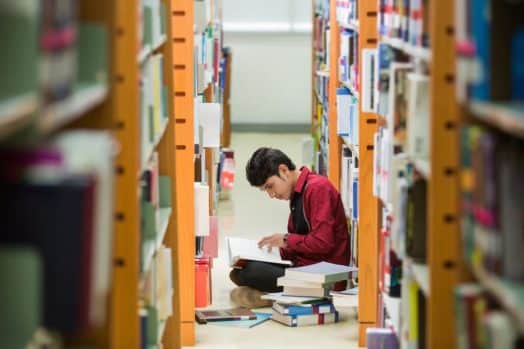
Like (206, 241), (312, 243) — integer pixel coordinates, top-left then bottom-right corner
(308, 0), (465, 347)
(354, 1), (381, 345)
(312, 0), (380, 345)
(0, 0), (200, 348)
(455, 0), (524, 347)
(165, 0), (196, 345)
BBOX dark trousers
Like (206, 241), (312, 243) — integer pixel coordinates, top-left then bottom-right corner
(230, 261), (286, 293)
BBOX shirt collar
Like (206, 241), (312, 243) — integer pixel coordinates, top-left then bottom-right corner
(294, 166), (310, 194)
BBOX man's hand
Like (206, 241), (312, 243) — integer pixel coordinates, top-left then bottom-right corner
(258, 233), (286, 253)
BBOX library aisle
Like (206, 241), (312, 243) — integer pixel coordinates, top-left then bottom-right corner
(190, 132), (359, 349)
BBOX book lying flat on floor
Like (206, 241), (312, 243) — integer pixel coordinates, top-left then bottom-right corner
(271, 310), (340, 327)
(226, 237), (292, 268)
(208, 312), (271, 328)
(195, 307), (257, 324)
(273, 302), (335, 316)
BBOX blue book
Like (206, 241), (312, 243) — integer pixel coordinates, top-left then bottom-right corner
(273, 302), (335, 316)
(512, 28), (524, 100)
(352, 175), (359, 220)
(471, 0), (490, 100)
(272, 310), (340, 327)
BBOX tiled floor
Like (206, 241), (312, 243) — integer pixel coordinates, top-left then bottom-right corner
(190, 133), (360, 349)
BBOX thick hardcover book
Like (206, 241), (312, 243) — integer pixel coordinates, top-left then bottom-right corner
(271, 310), (339, 327)
(284, 261), (357, 283)
(195, 307), (257, 324)
(226, 237), (292, 268)
(273, 302), (335, 316)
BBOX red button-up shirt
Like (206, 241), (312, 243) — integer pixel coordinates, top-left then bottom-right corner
(280, 167), (350, 271)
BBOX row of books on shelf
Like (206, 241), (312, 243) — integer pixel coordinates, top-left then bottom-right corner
(317, 112), (330, 177)
(140, 246), (174, 348)
(336, 0), (358, 27)
(378, 0), (430, 49)
(377, 44), (429, 154)
(140, 53), (169, 169)
(138, 0), (167, 60)
(340, 144), (359, 220)
(461, 126), (524, 281)
(1, 1), (108, 126)
(194, 24), (222, 95)
(0, 131), (115, 347)
(339, 29), (359, 93)
(456, 0), (524, 104)
(454, 283), (524, 349)
(313, 13), (330, 67)
(140, 152), (173, 274)
(315, 74), (329, 109)
(373, 272), (524, 348)
(336, 88), (359, 144)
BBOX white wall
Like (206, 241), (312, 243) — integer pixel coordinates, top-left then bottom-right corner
(224, 33), (312, 125)
(222, 0), (312, 126)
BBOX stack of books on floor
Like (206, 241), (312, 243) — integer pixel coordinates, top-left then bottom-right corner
(265, 262), (357, 327)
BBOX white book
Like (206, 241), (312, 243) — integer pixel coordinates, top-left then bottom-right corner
(284, 262), (357, 283)
(277, 276), (328, 289)
(261, 292), (326, 304)
(226, 237), (292, 268)
(194, 183), (210, 237)
(330, 288), (358, 308)
(336, 89), (351, 136)
(406, 73), (430, 160)
(283, 286), (330, 298)
(387, 63), (413, 138)
(271, 310), (339, 327)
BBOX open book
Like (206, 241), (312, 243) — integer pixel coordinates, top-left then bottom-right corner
(226, 237), (292, 268)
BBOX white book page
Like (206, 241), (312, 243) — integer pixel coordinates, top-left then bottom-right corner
(226, 237), (291, 266)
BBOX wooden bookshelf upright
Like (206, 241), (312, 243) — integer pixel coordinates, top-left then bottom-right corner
(77, 2), (141, 347)
(327, 0), (341, 189)
(168, 0), (196, 346)
(427, 1), (462, 348)
(355, 2), (380, 345)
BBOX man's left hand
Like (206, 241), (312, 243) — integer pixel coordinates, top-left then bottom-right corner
(258, 233), (286, 253)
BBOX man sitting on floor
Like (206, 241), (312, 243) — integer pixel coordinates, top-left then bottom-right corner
(230, 147), (350, 308)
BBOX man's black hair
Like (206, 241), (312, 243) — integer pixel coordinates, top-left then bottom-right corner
(245, 147), (296, 187)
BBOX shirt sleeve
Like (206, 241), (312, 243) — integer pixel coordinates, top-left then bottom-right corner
(286, 185), (338, 255)
(280, 215), (297, 261)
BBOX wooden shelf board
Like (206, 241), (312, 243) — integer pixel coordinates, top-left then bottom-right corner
(40, 83), (109, 133)
(469, 101), (524, 139)
(314, 88), (322, 103)
(381, 36), (432, 62)
(142, 240), (156, 278)
(338, 19), (360, 31)
(153, 34), (167, 52)
(341, 80), (360, 99)
(412, 157), (431, 179)
(156, 207), (172, 249)
(158, 320), (167, 342)
(142, 117), (170, 172)
(141, 207), (172, 276)
(0, 93), (39, 139)
(472, 263), (524, 334)
(341, 135), (359, 154)
(138, 44), (152, 64)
